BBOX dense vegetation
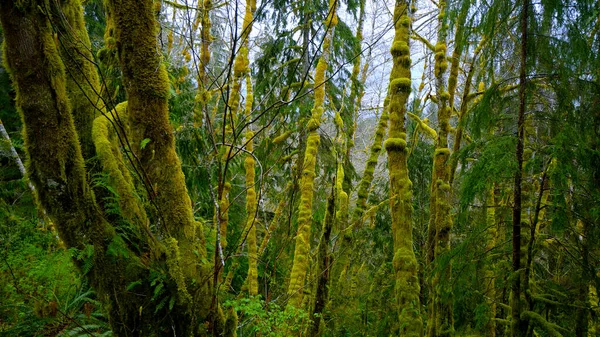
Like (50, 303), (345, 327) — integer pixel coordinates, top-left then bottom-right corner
(1, 0), (599, 336)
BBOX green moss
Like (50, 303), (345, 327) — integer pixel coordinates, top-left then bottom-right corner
(287, 0), (337, 309)
(92, 103), (152, 234)
(390, 77), (412, 93)
(384, 3), (423, 335)
(400, 16), (411, 27)
(165, 238), (192, 304)
(391, 41), (410, 56)
(273, 130), (292, 144)
(384, 138), (407, 151)
(434, 148), (451, 157)
(106, 0), (202, 257)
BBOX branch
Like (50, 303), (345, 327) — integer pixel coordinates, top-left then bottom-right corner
(408, 112), (437, 139)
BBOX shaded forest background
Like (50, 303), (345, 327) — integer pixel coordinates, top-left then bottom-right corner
(0, 0), (599, 336)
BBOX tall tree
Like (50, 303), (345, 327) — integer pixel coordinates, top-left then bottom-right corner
(384, 1), (423, 335)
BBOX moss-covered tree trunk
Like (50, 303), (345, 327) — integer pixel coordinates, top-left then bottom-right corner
(54, 0), (102, 161)
(104, 0), (206, 269)
(1, 0), (223, 335)
(286, 0), (337, 310)
(384, 2), (423, 335)
(0, 2), (156, 335)
(425, 0), (455, 334)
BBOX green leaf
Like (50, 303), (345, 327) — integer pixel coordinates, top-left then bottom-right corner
(140, 138), (151, 149)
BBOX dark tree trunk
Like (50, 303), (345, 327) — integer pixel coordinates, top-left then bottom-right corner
(511, 0), (529, 336)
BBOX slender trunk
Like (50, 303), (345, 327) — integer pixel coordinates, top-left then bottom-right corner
(427, 0), (455, 334)
(512, 0), (529, 335)
(310, 186), (335, 337)
(484, 186), (498, 337)
(54, 0), (102, 161)
(287, 0), (338, 309)
(194, 0), (213, 127)
(0, 120), (28, 183)
(244, 73), (259, 295)
(384, 2), (423, 335)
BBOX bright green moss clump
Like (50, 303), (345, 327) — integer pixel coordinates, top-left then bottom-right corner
(391, 77), (412, 93)
(391, 41), (410, 56)
(384, 137), (408, 152)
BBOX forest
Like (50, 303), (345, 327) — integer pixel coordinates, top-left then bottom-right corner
(0, 0), (599, 336)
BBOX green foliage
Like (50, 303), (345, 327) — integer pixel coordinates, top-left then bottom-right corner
(225, 297), (311, 336)
(0, 205), (110, 336)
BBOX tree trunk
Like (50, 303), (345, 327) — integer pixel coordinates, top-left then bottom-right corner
(512, 0), (529, 335)
(286, 0), (338, 310)
(384, 2), (423, 335)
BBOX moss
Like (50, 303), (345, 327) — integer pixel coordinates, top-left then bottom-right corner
(383, 2), (423, 335)
(307, 115), (322, 131)
(399, 16), (411, 27)
(165, 238), (192, 304)
(391, 41), (410, 56)
(287, 0), (337, 309)
(435, 43), (447, 53)
(244, 75), (259, 296)
(106, 0), (204, 272)
(384, 138), (407, 151)
(324, 0), (338, 27)
(391, 77), (412, 93)
(434, 147), (451, 157)
(219, 181), (231, 250)
(56, 0), (102, 161)
(273, 130), (293, 144)
(92, 102), (151, 232)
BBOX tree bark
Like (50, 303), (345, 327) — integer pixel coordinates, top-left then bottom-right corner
(512, 0), (529, 335)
